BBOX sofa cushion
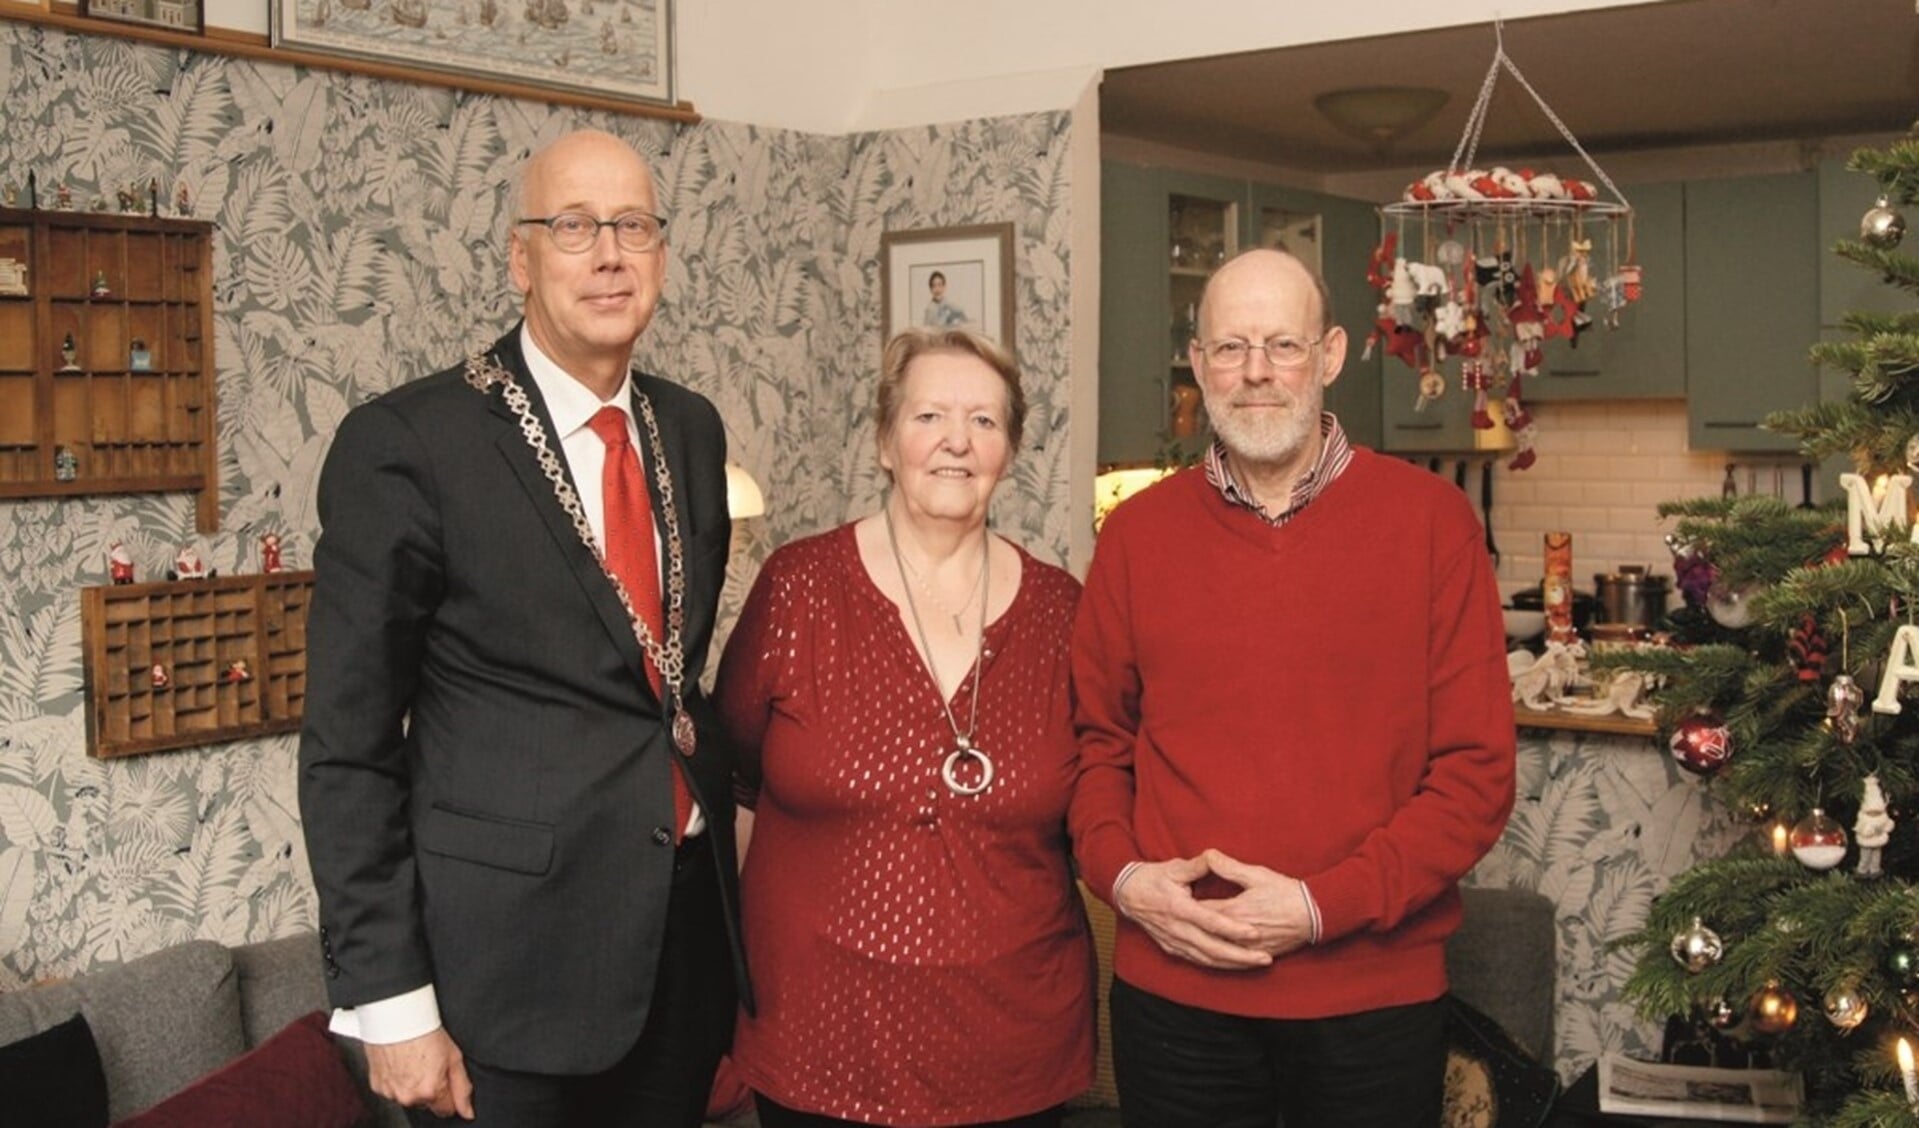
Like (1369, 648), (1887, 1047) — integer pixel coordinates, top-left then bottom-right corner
(111, 1011), (368, 1128)
(0, 940), (245, 1121)
(230, 934), (329, 1047)
(0, 1012), (110, 1128)
(1443, 994), (1559, 1128)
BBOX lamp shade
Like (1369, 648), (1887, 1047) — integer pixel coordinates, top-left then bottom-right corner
(1313, 86), (1449, 147)
(725, 462), (765, 519)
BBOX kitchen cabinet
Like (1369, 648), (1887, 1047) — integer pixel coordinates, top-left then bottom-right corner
(1098, 161), (1382, 466)
(1531, 180), (1687, 402)
(1684, 171), (1819, 452)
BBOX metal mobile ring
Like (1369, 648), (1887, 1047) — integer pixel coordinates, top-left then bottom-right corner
(941, 745), (994, 796)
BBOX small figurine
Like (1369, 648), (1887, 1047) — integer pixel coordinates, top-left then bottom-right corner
(150, 663), (170, 689)
(148, 178), (159, 217)
(172, 544), (208, 581)
(108, 542), (135, 584)
(129, 338), (151, 371)
(53, 446), (78, 482)
(88, 195), (109, 213)
(2, 182), (15, 207)
(259, 532), (283, 574)
(223, 658), (253, 683)
(55, 183), (73, 210)
(1856, 773), (1894, 878)
(115, 183), (140, 213)
(174, 182), (191, 217)
(89, 270), (111, 298)
(0, 256), (26, 296)
(58, 332), (78, 372)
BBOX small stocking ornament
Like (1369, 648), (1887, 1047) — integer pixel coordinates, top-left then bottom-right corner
(1462, 360), (1493, 429)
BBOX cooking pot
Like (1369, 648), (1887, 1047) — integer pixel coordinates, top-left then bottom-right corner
(1509, 585), (1601, 632)
(1593, 566), (1670, 629)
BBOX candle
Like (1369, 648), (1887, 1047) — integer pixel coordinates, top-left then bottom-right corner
(1898, 1037), (1918, 1109)
(1771, 824), (1789, 858)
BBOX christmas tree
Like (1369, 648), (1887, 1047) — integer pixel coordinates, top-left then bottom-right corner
(1612, 127), (1919, 1125)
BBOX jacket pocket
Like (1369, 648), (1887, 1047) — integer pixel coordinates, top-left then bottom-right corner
(418, 804), (555, 875)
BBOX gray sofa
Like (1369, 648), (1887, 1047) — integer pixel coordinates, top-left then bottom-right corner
(0, 885), (1553, 1126)
(0, 932), (405, 1126)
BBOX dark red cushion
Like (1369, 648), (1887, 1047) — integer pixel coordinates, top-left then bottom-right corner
(112, 1011), (368, 1128)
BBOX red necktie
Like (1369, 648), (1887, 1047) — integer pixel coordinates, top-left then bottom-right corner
(589, 406), (692, 842)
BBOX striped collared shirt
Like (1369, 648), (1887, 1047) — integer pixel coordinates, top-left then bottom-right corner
(1203, 411), (1353, 525)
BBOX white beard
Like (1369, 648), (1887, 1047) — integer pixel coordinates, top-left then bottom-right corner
(1202, 385), (1320, 465)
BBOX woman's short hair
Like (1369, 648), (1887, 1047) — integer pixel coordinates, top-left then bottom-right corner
(876, 327), (1027, 453)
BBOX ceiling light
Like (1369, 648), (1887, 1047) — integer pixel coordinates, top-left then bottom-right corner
(1313, 86), (1449, 148)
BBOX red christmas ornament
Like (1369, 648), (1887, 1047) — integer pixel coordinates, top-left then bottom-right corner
(1670, 710), (1733, 776)
(1788, 614), (1829, 683)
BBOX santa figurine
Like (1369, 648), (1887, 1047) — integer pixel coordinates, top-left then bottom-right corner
(223, 658), (253, 683)
(260, 533), (283, 574)
(108, 542), (135, 585)
(1856, 773), (1894, 878)
(150, 664), (169, 689)
(172, 544), (209, 581)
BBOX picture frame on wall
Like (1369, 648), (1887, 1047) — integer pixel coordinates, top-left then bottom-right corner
(81, 0), (204, 35)
(880, 222), (1016, 357)
(271, 0), (674, 107)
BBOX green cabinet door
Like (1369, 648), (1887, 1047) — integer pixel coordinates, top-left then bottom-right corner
(1685, 172), (1820, 452)
(1244, 181), (1382, 449)
(1532, 180), (1687, 401)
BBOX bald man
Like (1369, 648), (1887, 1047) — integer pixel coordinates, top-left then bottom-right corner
(301, 130), (747, 1127)
(1070, 249), (1515, 1127)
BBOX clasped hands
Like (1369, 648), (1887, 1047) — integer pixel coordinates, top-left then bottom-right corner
(1114, 849), (1313, 970)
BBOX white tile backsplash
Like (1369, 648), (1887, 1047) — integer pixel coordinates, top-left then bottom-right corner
(1459, 400), (1805, 604)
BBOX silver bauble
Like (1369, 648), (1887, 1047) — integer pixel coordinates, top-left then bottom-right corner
(1670, 916), (1724, 973)
(1705, 997), (1739, 1029)
(1862, 196), (1907, 249)
(1823, 986), (1868, 1030)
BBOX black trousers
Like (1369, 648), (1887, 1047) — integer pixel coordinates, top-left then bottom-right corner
(754, 1093), (1064, 1128)
(406, 838), (736, 1128)
(1109, 977), (1445, 1128)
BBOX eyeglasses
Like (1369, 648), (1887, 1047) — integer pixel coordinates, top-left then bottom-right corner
(517, 211), (667, 254)
(1199, 335), (1324, 370)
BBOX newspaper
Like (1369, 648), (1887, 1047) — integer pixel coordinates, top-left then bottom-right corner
(1597, 1055), (1804, 1123)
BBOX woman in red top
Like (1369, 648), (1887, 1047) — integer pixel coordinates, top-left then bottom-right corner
(716, 327), (1095, 1127)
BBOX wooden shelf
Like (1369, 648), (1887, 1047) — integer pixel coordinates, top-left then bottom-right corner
(1513, 703), (1658, 738)
(0, 206), (218, 531)
(81, 571), (314, 758)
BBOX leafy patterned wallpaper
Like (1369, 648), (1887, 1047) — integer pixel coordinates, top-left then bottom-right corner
(0, 19), (1743, 1086)
(0, 23), (1074, 984)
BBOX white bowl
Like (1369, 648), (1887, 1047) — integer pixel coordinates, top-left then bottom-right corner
(1502, 607), (1546, 641)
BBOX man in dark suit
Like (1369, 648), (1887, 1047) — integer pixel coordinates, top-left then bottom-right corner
(299, 129), (746, 1127)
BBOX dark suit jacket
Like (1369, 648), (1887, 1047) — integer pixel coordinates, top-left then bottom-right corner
(298, 326), (747, 1075)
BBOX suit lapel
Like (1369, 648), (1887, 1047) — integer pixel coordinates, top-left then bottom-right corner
(483, 331), (659, 701)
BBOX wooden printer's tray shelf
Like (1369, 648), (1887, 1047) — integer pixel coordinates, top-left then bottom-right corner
(81, 571), (314, 759)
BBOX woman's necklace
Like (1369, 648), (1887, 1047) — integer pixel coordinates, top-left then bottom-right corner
(895, 540), (983, 635)
(883, 502), (994, 797)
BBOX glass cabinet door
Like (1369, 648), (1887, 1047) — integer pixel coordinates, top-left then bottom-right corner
(1167, 191), (1236, 450)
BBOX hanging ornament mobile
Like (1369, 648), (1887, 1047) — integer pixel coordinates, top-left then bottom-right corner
(1378, 20), (1638, 472)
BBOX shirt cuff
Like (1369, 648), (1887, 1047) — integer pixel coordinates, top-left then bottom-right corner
(1299, 880), (1323, 945)
(1111, 860), (1145, 918)
(329, 984), (442, 1044)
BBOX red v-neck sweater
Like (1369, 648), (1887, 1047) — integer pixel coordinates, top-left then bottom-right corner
(1070, 448), (1516, 1019)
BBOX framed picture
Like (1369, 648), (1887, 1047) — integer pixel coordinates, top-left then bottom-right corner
(82, 0), (203, 34)
(880, 222), (1015, 356)
(271, 0), (674, 107)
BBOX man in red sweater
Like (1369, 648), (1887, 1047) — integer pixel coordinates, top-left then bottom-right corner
(1071, 249), (1516, 1127)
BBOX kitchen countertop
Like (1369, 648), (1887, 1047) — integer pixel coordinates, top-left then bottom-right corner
(1513, 704), (1658, 738)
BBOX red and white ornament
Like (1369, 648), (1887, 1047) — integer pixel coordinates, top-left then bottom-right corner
(1670, 710), (1733, 776)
